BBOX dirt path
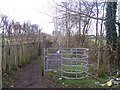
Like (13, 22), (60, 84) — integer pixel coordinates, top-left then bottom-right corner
(12, 61), (59, 88)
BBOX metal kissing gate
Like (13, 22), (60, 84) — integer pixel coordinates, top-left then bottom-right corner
(44, 48), (89, 79)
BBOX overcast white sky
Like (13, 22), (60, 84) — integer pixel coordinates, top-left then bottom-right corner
(0, 0), (60, 34)
(0, 0), (98, 35)
(0, 0), (119, 35)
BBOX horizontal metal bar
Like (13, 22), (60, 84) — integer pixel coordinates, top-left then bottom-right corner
(47, 59), (61, 61)
(62, 70), (84, 74)
(62, 76), (87, 80)
(62, 64), (83, 67)
(62, 57), (88, 60)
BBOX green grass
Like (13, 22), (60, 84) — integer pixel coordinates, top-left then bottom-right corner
(62, 63), (87, 78)
(60, 51), (95, 87)
(62, 64), (84, 72)
(61, 50), (87, 79)
(45, 65), (120, 88)
(58, 76), (97, 88)
(46, 71), (97, 88)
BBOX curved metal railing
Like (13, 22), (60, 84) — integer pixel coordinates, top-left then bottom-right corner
(61, 48), (89, 79)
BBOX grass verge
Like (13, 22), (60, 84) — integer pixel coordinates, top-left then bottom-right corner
(45, 66), (120, 88)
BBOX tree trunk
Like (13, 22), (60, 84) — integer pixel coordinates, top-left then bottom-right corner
(97, 1), (106, 77)
(78, 1), (81, 44)
(65, 3), (70, 48)
(117, 25), (120, 69)
(95, 2), (99, 45)
(105, 2), (117, 75)
(2, 24), (5, 73)
(97, 47), (105, 77)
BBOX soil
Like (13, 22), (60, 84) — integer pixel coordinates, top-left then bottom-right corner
(12, 60), (62, 88)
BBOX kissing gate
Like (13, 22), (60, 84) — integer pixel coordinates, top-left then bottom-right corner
(44, 48), (89, 79)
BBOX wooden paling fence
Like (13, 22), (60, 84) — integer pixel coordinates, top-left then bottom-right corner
(2, 42), (40, 73)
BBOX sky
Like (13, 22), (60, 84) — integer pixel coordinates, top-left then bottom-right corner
(0, 0), (58, 34)
(0, 0), (120, 35)
(0, 0), (100, 35)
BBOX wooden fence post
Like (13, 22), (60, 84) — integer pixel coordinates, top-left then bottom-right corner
(2, 41), (40, 74)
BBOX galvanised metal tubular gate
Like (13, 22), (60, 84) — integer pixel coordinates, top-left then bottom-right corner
(44, 48), (61, 71)
(61, 48), (89, 79)
(44, 48), (89, 79)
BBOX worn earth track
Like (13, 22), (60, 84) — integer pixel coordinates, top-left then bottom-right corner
(12, 60), (60, 88)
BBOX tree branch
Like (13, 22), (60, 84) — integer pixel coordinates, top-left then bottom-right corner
(56, 3), (105, 21)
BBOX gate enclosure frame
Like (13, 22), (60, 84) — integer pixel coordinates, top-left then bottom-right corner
(44, 48), (89, 80)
